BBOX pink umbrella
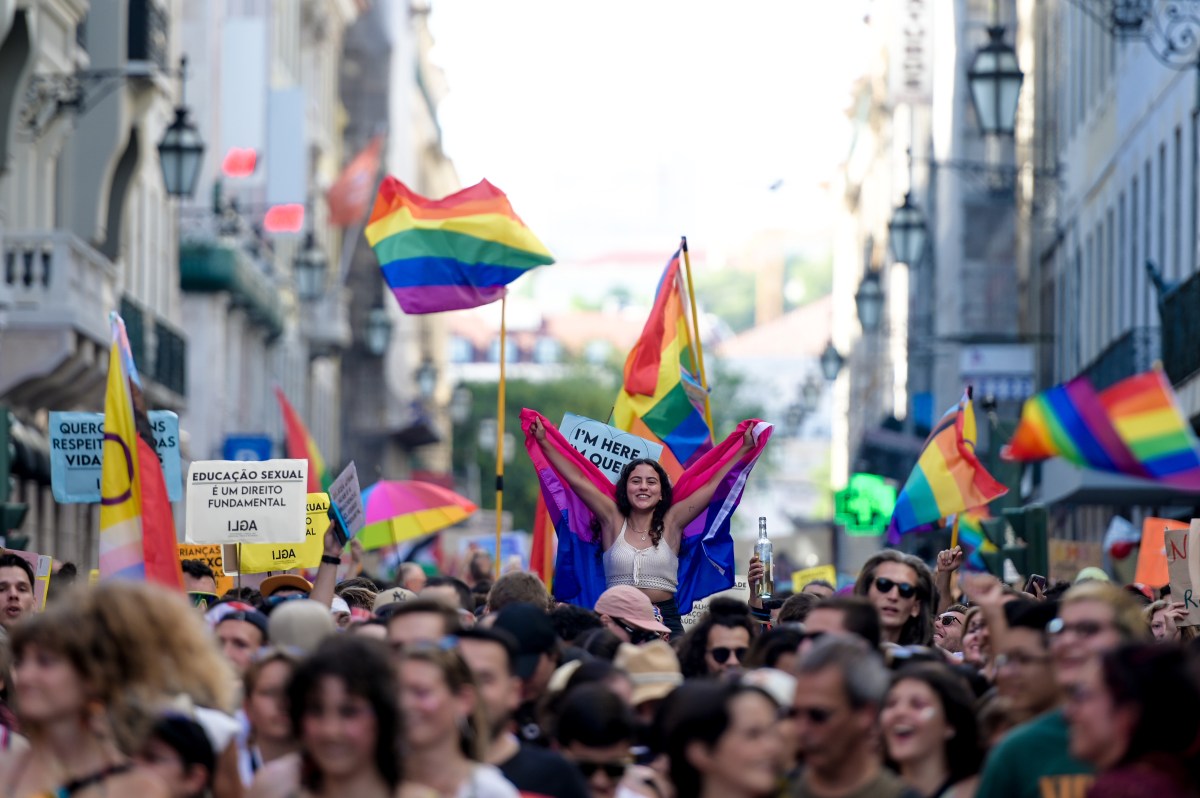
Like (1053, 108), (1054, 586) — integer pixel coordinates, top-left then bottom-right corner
(357, 480), (477, 551)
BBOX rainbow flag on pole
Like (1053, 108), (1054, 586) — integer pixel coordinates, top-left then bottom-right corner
(613, 251), (713, 480)
(275, 387), (332, 493)
(956, 508), (1000, 571)
(887, 389), (1007, 535)
(365, 177), (554, 314)
(1004, 370), (1200, 489)
(99, 314), (183, 587)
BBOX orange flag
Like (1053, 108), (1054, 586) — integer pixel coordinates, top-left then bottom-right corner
(327, 135), (383, 226)
(1135, 517), (1187, 588)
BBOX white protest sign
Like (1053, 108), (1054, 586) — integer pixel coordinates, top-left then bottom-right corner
(559, 413), (664, 484)
(1165, 521), (1200, 626)
(681, 575), (750, 630)
(327, 462), (365, 538)
(49, 411), (183, 503)
(185, 459), (308, 545)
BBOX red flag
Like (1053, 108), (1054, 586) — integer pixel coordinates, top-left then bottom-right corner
(327, 135), (383, 226)
(137, 437), (183, 590)
(275, 387), (331, 492)
(530, 494), (555, 587)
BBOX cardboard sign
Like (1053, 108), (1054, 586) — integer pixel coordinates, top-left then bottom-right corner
(559, 413), (664, 484)
(4, 551), (52, 610)
(1165, 522), (1200, 626)
(792, 565), (837, 593)
(185, 459), (308, 544)
(238, 493), (330, 573)
(1048, 539), (1106, 585)
(327, 462), (365, 538)
(49, 411), (183, 503)
(177, 543), (234, 596)
(681, 575), (750, 630)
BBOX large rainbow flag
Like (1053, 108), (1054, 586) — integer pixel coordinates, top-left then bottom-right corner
(1004, 370), (1200, 489)
(365, 177), (554, 314)
(275, 387), (332, 493)
(887, 389), (1007, 535)
(613, 251), (713, 480)
(521, 408), (772, 614)
(99, 314), (183, 587)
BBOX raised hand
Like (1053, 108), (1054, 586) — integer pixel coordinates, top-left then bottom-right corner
(936, 547), (964, 574)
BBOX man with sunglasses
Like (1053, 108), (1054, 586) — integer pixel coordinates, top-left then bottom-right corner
(789, 636), (914, 798)
(932, 603), (968, 654)
(976, 581), (1150, 798)
(556, 684), (648, 798)
(594, 586), (671, 644)
(853, 551), (935, 646)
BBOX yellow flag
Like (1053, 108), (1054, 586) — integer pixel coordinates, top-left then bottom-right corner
(99, 315), (145, 578)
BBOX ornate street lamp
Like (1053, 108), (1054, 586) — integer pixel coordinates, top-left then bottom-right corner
(888, 193), (928, 266)
(157, 57), (205, 198)
(415, 359), (438, 400)
(820, 341), (845, 382)
(967, 26), (1024, 136)
(293, 233), (327, 301)
(1111, 0), (1151, 34)
(855, 270), (885, 333)
(364, 307), (393, 356)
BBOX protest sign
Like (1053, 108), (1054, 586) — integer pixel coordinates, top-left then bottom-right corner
(1165, 522), (1200, 626)
(177, 543), (234, 595)
(792, 564), (837, 593)
(185, 459), (308, 545)
(1136, 517), (1187, 588)
(6, 551), (52, 610)
(681, 575), (749, 630)
(559, 413), (664, 484)
(238, 493), (330, 573)
(327, 462), (365, 538)
(49, 410), (183, 503)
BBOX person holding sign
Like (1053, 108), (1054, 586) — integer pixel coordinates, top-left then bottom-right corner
(527, 411), (769, 638)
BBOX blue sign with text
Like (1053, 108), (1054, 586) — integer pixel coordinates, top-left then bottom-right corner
(222, 436), (274, 462)
(49, 411), (183, 503)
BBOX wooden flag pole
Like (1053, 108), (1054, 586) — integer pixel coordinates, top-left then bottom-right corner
(494, 294), (507, 579)
(950, 515), (960, 551)
(680, 236), (716, 438)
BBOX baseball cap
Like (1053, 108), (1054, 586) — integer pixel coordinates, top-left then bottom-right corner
(740, 667), (797, 709)
(205, 601), (269, 640)
(594, 585), (670, 635)
(268, 600), (335, 655)
(614, 640), (681, 706)
(259, 574), (313, 598)
(492, 602), (558, 680)
(372, 587), (418, 614)
(1075, 566), (1111, 585)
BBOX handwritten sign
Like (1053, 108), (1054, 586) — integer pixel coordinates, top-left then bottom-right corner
(185, 459), (308, 545)
(793, 565), (837, 593)
(1165, 522), (1200, 626)
(49, 411), (183, 503)
(177, 543), (234, 595)
(327, 462), (365, 538)
(681, 575), (749, 630)
(238, 493), (330, 573)
(559, 413), (664, 484)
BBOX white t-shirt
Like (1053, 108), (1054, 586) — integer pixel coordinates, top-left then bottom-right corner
(457, 763), (520, 798)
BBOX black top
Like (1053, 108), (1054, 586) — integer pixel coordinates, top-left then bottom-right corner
(499, 742), (590, 798)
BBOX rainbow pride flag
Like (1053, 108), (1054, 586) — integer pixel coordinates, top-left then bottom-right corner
(1005, 370), (1200, 489)
(613, 251), (713, 480)
(521, 408), (772, 614)
(365, 177), (554, 314)
(275, 387), (332, 493)
(888, 390), (1007, 535)
(956, 509), (999, 572)
(99, 314), (183, 587)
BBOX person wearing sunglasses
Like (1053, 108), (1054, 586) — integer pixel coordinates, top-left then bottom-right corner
(932, 604), (968, 654)
(976, 581), (1150, 798)
(594, 586), (672, 645)
(854, 551), (936, 647)
(789, 636), (912, 798)
(676, 598), (755, 678)
(555, 684), (640, 798)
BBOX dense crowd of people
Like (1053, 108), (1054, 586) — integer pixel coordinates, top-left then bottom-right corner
(0, 526), (1198, 797)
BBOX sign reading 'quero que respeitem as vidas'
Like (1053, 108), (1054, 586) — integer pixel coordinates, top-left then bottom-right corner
(185, 459), (308, 545)
(49, 411), (183, 503)
(559, 413), (664, 485)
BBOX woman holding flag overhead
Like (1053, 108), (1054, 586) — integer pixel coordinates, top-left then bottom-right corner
(526, 412), (769, 637)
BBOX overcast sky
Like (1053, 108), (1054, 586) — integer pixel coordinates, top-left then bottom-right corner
(428, 1), (871, 268)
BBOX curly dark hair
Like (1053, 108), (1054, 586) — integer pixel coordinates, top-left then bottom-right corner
(676, 598), (754, 678)
(288, 635), (403, 792)
(612, 458), (673, 548)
